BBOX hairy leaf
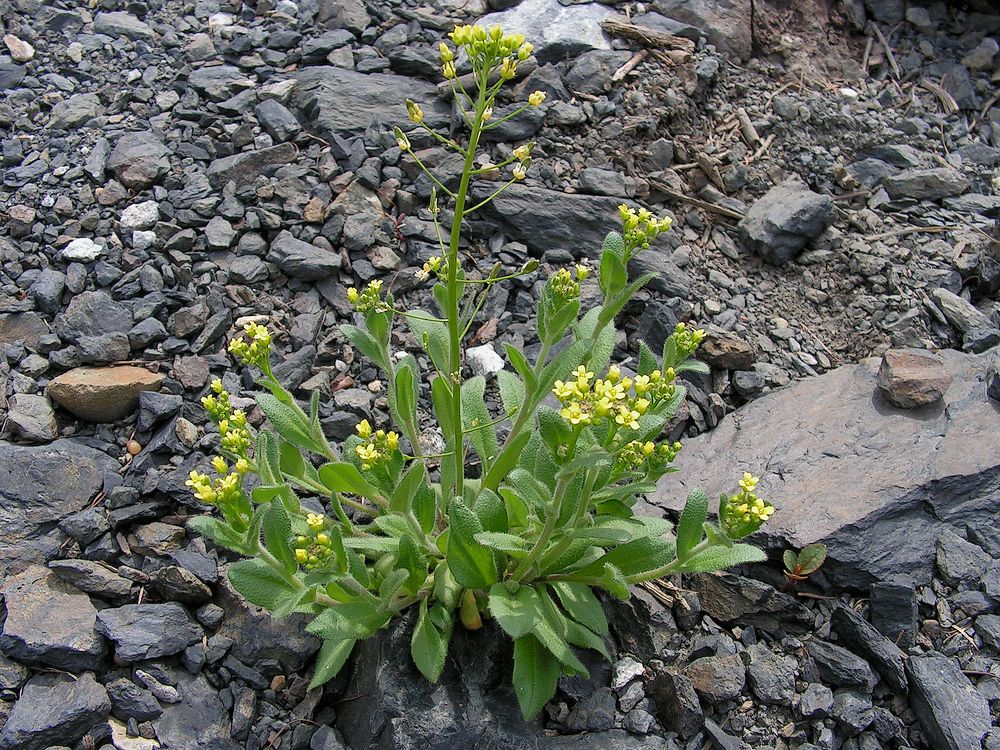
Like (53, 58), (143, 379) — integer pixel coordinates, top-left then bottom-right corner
(489, 584), (542, 638)
(446, 498), (498, 589)
(796, 543), (827, 574)
(228, 559), (302, 616)
(262, 499), (296, 575)
(497, 369), (525, 415)
(309, 638), (356, 690)
(318, 462), (383, 501)
(513, 635), (560, 720)
(676, 490), (708, 562)
(475, 532), (532, 553)
(306, 600), (391, 640)
(411, 599), (452, 683)
(462, 376), (499, 474)
(679, 543), (767, 573)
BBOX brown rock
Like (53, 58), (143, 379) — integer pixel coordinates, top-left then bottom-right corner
(699, 330), (753, 371)
(686, 653), (746, 703)
(876, 348), (952, 408)
(48, 366), (165, 422)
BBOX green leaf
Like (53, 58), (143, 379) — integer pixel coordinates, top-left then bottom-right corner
(473, 488), (508, 533)
(278, 440), (307, 479)
(430, 375), (455, 445)
(462, 376), (499, 474)
(396, 533), (427, 595)
(228, 559), (302, 616)
(411, 599), (453, 683)
(379, 568), (409, 602)
(405, 310), (450, 375)
(340, 323), (388, 370)
(309, 638), (356, 690)
(637, 340), (659, 376)
(564, 619), (610, 660)
(504, 344), (536, 391)
(676, 359), (710, 374)
(533, 589), (588, 674)
(551, 582), (608, 637)
(390, 460), (426, 514)
(263, 500), (296, 575)
(497, 369), (525, 416)
(598, 272), (656, 329)
(257, 394), (325, 455)
(488, 584), (542, 638)
(580, 536), (676, 579)
(679, 543), (767, 573)
(599, 239), (627, 298)
(598, 562), (631, 600)
(796, 543), (827, 575)
(306, 600), (391, 640)
(506, 468), (552, 512)
(475, 532), (533, 553)
(783, 549), (798, 572)
(343, 536), (399, 553)
(187, 515), (252, 554)
(703, 522), (733, 548)
(393, 359), (419, 431)
(446, 498), (498, 589)
(318, 462), (384, 501)
(676, 490), (708, 562)
(537, 406), (572, 462)
(513, 635), (560, 720)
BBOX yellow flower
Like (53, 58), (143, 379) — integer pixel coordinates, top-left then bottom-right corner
(386, 432), (399, 451)
(528, 90), (546, 106)
(443, 60), (456, 79)
(211, 378), (224, 394)
(439, 42), (454, 62)
(295, 548), (308, 563)
(356, 419), (372, 439)
(513, 144), (531, 162)
(211, 456), (228, 474)
(512, 163), (526, 180)
(347, 287), (359, 304)
(306, 513), (325, 530)
(406, 99), (424, 124)
(501, 58), (517, 80)
(394, 127), (411, 151)
(482, 106), (493, 121)
(518, 42), (533, 60)
(575, 264), (590, 280)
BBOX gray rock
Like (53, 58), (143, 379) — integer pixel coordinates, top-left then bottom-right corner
(137, 391), (183, 432)
(96, 603), (202, 662)
(48, 559), (133, 600)
(930, 288), (991, 334)
(875, 348), (952, 408)
(738, 178), (835, 264)
(255, 99), (301, 142)
(936, 528), (991, 586)
(6, 393), (57, 443)
(805, 639), (876, 689)
(55, 291), (132, 339)
(645, 349), (1000, 587)
(686, 653), (745, 702)
(0, 440), (116, 578)
(884, 167), (970, 200)
(962, 37), (999, 71)
(229, 255), (269, 284)
(106, 131), (171, 190)
(153, 671), (240, 750)
(565, 687), (616, 732)
(270, 230), (341, 280)
(49, 93), (101, 129)
(745, 643), (796, 705)
(93, 11), (154, 39)
(654, 0), (752, 59)
(300, 29), (355, 62)
(604, 586), (676, 662)
(206, 142), (298, 188)
(797, 683), (834, 719)
(107, 678), (162, 721)
(831, 603), (907, 693)
(579, 167), (629, 197)
(481, 0), (614, 62)
(187, 65), (254, 101)
(205, 216), (236, 250)
(906, 655), (991, 750)
(832, 688), (873, 736)
(0, 565), (106, 671)
(976, 613), (1000, 649)
(292, 67), (448, 136)
(565, 50), (630, 96)
(648, 667), (703, 739)
(0, 672), (110, 750)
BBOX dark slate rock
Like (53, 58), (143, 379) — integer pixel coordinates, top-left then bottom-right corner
(48, 559), (133, 600)
(96, 603), (202, 662)
(291, 67), (449, 136)
(737, 178), (835, 264)
(745, 642), (796, 705)
(254, 99), (301, 142)
(93, 11), (155, 39)
(106, 131), (171, 190)
(137, 391), (183, 432)
(797, 683), (834, 719)
(648, 666), (703, 740)
(936, 528), (991, 586)
(884, 167), (970, 200)
(153, 671), (240, 750)
(206, 142), (298, 188)
(106, 678), (163, 721)
(565, 687), (616, 732)
(0, 672), (110, 750)
(646, 349), (1000, 587)
(685, 653), (745, 703)
(805, 639), (876, 689)
(906, 655), (991, 750)
(869, 577), (917, 648)
(0, 440), (117, 578)
(831, 603), (907, 693)
(831, 688), (874, 737)
(0, 565), (107, 671)
(269, 230), (341, 280)
(604, 586), (677, 662)
(976, 614), (1000, 649)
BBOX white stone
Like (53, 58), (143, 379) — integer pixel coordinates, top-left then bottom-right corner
(3, 34), (34, 62)
(155, 90), (180, 110)
(132, 230), (157, 252)
(120, 200), (160, 233)
(466, 344), (505, 378)
(62, 237), (104, 261)
(259, 78), (298, 103)
(67, 42), (84, 63)
(208, 12), (235, 30)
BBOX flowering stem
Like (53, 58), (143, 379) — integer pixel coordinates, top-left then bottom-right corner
(511, 470), (574, 583)
(539, 467), (598, 570)
(443, 73), (487, 502)
(463, 178), (517, 215)
(482, 102), (531, 130)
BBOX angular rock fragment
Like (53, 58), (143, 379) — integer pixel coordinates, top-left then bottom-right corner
(875, 348), (951, 408)
(0, 672), (110, 750)
(96, 603), (202, 662)
(906, 655), (991, 750)
(737, 179), (835, 264)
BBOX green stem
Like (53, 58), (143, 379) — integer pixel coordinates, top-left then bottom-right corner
(511, 471), (573, 583)
(258, 547), (305, 590)
(624, 539), (713, 584)
(539, 467), (598, 569)
(444, 73), (487, 503)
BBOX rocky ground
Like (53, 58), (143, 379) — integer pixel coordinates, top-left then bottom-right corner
(1, 0), (1000, 748)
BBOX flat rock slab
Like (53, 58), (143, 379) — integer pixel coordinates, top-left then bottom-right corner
(96, 603), (202, 662)
(0, 565), (107, 671)
(0, 439), (117, 578)
(0, 672), (110, 750)
(291, 67), (449, 136)
(48, 366), (166, 422)
(206, 142), (297, 188)
(906, 655), (991, 750)
(479, 0), (614, 63)
(644, 349), (1000, 587)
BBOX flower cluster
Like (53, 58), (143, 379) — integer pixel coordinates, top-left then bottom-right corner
(229, 322), (272, 370)
(416, 255), (446, 282)
(615, 439), (683, 474)
(440, 25), (544, 108)
(719, 473), (774, 539)
(186, 455), (249, 506)
(632, 368), (680, 407)
(549, 265), (589, 301)
(354, 419), (400, 471)
(347, 280), (385, 314)
(201, 379), (253, 459)
(294, 513), (336, 570)
(553, 365), (650, 430)
(618, 203), (673, 254)
(671, 322), (705, 361)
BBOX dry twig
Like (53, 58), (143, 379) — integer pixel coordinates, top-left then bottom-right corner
(601, 17), (696, 53)
(648, 178), (745, 220)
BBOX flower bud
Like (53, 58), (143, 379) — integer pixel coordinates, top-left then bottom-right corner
(442, 60), (456, 79)
(405, 99), (424, 124)
(393, 126), (411, 151)
(500, 58), (517, 80)
(439, 42), (454, 62)
(513, 143), (531, 162)
(482, 106), (493, 121)
(518, 42), (533, 60)
(512, 163), (526, 180)
(528, 90), (546, 106)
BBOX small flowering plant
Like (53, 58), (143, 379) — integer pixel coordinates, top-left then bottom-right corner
(187, 25), (774, 720)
